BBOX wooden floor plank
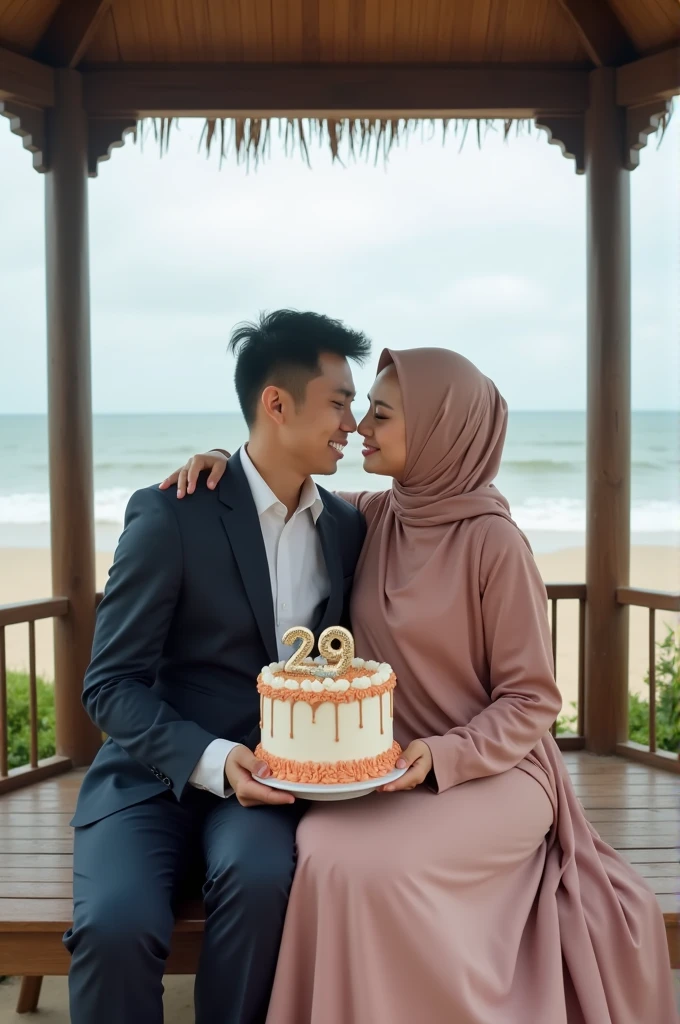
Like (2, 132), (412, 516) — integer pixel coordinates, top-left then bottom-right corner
(622, 848), (680, 863)
(0, 813), (74, 825)
(0, 882), (72, 899)
(0, 855), (73, 869)
(590, 835), (677, 849)
(646, 877), (680, 895)
(0, 840), (74, 854)
(2, 827), (76, 839)
(584, 808), (680, 822)
(579, 796), (679, 810)
(0, 868), (73, 882)
(0, 752), (677, 972)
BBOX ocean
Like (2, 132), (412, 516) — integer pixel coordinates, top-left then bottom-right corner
(0, 411), (678, 554)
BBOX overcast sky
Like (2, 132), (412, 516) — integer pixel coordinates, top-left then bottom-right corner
(1, 110), (678, 414)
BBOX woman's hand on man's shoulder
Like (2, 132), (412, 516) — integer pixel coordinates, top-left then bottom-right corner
(159, 450), (229, 498)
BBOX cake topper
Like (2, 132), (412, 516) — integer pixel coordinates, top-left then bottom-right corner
(282, 625), (355, 678)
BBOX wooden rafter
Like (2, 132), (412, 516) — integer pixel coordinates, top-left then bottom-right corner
(34, 0), (113, 69)
(0, 46), (54, 108)
(81, 64), (590, 118)
(555, 0), (637, 67)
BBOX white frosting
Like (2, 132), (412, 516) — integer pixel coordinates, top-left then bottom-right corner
(327, 679), (350, 692)
(261, 692), (393, 764)
(261, 667), (393, 692)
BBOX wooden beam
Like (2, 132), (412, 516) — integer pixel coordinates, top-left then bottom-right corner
(45, 70), (101, 767)
(617, 47), (680, 107)
(80, 63), (590, 118)
(0, 46), (54, 108)
(555, 0), (637, 67)
(584, 68), (631, 756)
(0, 101), (48, 172)
(34, 0), (113, 69)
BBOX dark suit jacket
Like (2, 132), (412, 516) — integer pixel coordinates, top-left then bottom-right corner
(71, 449), (365, 827)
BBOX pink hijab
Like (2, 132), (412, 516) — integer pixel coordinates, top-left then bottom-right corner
(351, 344), (535, 746)
(379, 346), (525, 536)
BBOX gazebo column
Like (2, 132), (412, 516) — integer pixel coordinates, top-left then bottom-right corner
(45, 69), (101, 765)
(584, 67), (631, 754)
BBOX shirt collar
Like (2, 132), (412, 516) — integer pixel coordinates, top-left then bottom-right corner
(240, 444), (324, 523)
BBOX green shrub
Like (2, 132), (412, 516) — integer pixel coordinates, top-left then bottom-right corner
(557, 624), (680, 752)
(6, 672), (56, 769)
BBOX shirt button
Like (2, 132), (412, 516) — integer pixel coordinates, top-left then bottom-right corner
(281, 602), (287, 609)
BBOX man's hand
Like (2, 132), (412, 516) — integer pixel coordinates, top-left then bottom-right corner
(225, 745), (295, 807)
(377, 739), (433, 793)
(159, 451), (229, 498)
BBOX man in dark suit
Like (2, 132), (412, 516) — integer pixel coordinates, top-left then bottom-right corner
(64, 310), (370, 1024)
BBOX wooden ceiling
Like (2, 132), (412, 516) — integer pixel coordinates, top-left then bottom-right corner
(1, 0), (678, 70)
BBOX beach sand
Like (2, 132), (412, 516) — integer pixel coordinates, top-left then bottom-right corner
(0, 545), (678, 709)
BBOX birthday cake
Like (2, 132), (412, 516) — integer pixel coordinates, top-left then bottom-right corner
(254, 627), (401, 784)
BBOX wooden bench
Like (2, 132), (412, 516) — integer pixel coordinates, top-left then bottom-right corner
(1, 751), (678, 1014)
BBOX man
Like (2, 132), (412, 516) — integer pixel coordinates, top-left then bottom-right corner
(65, 310), (370, 1024)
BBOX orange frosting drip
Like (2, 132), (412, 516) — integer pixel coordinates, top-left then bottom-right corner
(254, 741), (402, 785)
(257, 668), (396, 705)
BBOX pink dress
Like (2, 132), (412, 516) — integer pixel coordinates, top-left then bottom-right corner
(266, 493), (677, 1024)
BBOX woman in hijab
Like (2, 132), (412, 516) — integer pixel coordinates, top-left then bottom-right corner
(162, 348), (676, 1024)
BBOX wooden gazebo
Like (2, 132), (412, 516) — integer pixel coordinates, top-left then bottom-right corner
(1, 0), (679, 1012)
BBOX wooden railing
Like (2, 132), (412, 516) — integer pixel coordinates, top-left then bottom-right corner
(616, 587), (680, 773)
(546, 583), (587, 750)
(2, 585), (676, 785)
(0, 597), (73, 794)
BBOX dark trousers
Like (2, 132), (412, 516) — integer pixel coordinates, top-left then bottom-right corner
(64, 789), (304, 1024)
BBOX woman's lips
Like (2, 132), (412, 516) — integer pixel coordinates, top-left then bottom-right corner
(362, 445), (380, 458)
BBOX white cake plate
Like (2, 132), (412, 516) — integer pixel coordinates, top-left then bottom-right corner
(251, 766), (407, 802)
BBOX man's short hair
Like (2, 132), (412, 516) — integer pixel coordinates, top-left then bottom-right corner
(228, 309), (371, 426)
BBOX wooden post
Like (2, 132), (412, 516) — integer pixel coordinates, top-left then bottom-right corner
(45, 69), (101, 765)
(584, 67), (631, 754)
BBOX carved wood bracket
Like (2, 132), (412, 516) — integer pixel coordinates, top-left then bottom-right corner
(534, 114), (585, 174)
(87, 116), (137, 177)
(625, 100), (673, 170)
(0, 100), (47, 171)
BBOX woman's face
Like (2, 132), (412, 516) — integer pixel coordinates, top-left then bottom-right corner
(358, 364), (407, 481)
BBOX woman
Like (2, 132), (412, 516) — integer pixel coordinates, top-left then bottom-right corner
(162, 348), (677, 1023)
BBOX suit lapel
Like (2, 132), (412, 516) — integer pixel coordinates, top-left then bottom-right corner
(218, 450), (278, 664)
(315, 500), (344, 636)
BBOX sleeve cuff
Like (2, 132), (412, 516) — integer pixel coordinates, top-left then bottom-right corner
(189, 738), (240, 799)
(422, 735), (457, 794)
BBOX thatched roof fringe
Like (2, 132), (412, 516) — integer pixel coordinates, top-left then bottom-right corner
(135, 109), (671, 170)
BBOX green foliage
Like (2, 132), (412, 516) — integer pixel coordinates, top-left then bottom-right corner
(6, 672), (56, 770)
(629, 626), (680, 752)
(557, 625), (680, 753)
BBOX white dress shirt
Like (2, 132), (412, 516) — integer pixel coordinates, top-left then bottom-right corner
(189, 445), (330, 797)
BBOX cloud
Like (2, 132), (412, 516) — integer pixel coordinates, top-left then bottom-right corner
(1, 111), (678, 414)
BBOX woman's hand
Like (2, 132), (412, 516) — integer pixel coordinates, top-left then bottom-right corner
(378, 739), (433, 793)
(159, 450), (229, 498)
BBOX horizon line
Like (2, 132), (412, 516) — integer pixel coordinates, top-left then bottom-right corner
(1, 409), (679, 417)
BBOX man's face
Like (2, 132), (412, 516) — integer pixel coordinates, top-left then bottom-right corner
(276, 353), (357, 476)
